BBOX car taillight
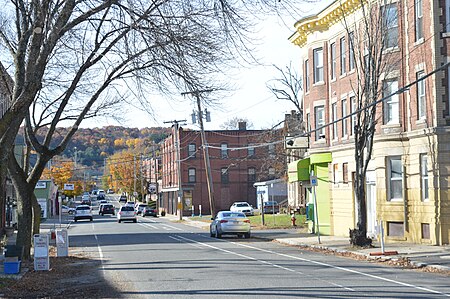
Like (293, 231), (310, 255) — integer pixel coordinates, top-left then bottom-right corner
(244, 219), (250, 223)
(220, 220), (228, 223)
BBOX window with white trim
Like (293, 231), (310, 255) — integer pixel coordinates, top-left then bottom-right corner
(383, 79), (399, 124)
(417, 71), (426, 119)
(383, 3), (398, 48)
(332, 102), (338, 139)
(313, 48), (324, 83)
(314, 106), (325, 141)
(342, 99), (348, 137)
(340, 37), (346, 75)
(388, 156), (403, 201)
(330, 43), (336, 80)
(420, 154), (429, 201)
(415, 0), (423, 40)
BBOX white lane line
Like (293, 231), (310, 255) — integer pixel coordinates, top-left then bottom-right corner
(94, 234), (105, 271)
(139, 222), (158, 229)
(226, 240), (449, 297)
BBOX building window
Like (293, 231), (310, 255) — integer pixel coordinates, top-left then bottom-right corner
(415, 0), (423, 41)
(247, 145), (255, 157)
(188, 143), (196, 158)
(387, 221), (404, 237)
(188, 168), (196, 183)
(340, 37), (346, 75)
(269, 167), (275, 179)
(388, 156), (403, 201)
(383, 79), (399, 124)
(417, 71), (426, 119)
(268, 144), (275, 158)
(383, 3), (398, 48)
(342, 99), (348, 137)
(343, 163), (348, 183)
(313, 48), (324, 83)
(421, 223), (430, 239)
(221, 168), (229, 183)
(314, 106), (325, 141)
(332, 102), (338, 139)
(349, 32), (355, 70)
(248, 168), (256, 182)
(330, 42), (336, 80)
(221, 143), (228, 159)
(305, 60), (310, 92)
(420, 154), (429, 201)
(350, 97), (357, 136)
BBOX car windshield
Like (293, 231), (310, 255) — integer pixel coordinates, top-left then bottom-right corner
(236, 203), (249, 207)
(121, 206), (134, 211)
(222, 212), (245, 218)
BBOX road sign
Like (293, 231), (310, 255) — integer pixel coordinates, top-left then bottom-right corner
(310, 176), (318, 186)
(64, 183), (74, 191)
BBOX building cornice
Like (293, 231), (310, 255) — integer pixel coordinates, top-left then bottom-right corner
(289, 0), (365, 47)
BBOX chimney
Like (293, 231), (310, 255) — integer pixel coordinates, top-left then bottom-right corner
(238, 121), (247, 131)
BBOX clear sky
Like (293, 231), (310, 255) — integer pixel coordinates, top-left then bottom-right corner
(81, 4), (332, 131)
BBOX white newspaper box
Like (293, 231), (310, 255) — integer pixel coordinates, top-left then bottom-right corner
(56, 229), (69, 257)
(34, 234), (50, 271)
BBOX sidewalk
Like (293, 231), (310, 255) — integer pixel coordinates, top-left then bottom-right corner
(174, 215), (450, 273)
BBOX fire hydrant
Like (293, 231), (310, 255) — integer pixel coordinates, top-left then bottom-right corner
(291, 214), (297, 226)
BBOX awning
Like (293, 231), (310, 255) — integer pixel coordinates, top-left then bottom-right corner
(310, 152), (332, 164)
(288, 158), (310, 182)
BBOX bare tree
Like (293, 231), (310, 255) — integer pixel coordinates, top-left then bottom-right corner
(267, 63), (303, 115)
(341, 0), (399, 246)
(0, 0), (307, 258)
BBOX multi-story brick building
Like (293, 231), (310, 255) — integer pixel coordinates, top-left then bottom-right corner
(160, 123), (283, 216)
(289, 0), (450, 244)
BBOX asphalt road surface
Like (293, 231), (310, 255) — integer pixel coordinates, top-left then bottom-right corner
(68, 197), (450, 299)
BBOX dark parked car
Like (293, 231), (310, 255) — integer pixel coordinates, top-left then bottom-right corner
(263, 201), (280, 214)
(142, 207), (158, 217)
(119, 195), (127, 203)
(99, 204), (115, 216)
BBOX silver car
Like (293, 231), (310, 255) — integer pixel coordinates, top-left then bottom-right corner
(117, 206), (137, 223)
(210, 211), (251, 238)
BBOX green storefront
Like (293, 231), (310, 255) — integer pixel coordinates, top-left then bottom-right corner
(288, 153), (332, 235)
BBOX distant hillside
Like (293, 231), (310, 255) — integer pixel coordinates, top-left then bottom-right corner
(21, 126), (171, 167)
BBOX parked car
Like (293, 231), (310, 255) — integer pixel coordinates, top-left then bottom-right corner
(119, 195), (127, 203)
(142, 206), (158, 217)
(210, 211), (250, 238)
(99, 204), (115, 216)
(230, 202), (254, 216)
(263, 201), (280, 214)
(117, 206), (137, 223)
(74, 205), (93, 222)
(135, 204), (148, 215)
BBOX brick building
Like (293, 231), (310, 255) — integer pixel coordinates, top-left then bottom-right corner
(160, 123), (283, 216)
(289, 0), (450, 244)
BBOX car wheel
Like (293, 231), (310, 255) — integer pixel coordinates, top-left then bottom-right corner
(215, 226), (222, 238)
(244, 232), (251, 239)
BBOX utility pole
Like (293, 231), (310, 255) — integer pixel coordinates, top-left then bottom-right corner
(181, 89), (216, 218)
(164, 119), (186, 220)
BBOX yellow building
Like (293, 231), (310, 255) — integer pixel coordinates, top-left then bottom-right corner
(290, 0), (450, 245)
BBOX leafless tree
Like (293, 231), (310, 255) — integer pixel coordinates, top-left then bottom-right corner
(0, 0), (308, 258)
(341, 0), (399, 246)
(267, 63), (303, 116)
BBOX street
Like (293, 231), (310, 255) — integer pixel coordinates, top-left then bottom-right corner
(64, 197), (450, 298)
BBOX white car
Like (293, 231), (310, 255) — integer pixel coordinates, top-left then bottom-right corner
(117, 206), (137, 223)
(230, 202), (254, 216)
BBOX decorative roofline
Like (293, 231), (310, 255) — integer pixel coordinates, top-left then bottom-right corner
(289, 0), (365, 47)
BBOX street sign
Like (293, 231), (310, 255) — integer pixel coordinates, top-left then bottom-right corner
(310, 176), (318, 186)
(64, 183), (74, 191)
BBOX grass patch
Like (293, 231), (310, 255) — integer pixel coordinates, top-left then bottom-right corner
(189, 214), (306, 229)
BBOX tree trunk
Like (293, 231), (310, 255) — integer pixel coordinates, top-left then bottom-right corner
(32, 194), (41, 235)
(15, 184), (33, 260)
